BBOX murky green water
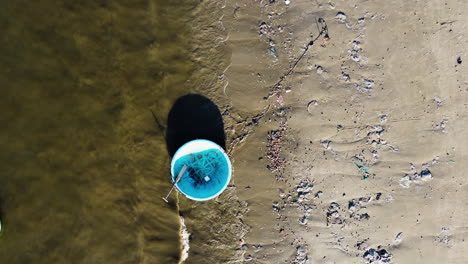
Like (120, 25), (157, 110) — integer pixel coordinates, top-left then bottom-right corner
(0, 1), (205, 263)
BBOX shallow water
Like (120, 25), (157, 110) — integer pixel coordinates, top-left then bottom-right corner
(0, 0), (203, 263)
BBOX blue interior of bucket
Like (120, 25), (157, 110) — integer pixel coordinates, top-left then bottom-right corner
(173, 148), (229, 199)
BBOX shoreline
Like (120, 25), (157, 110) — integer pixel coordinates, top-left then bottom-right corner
(221, 0), (468, 263)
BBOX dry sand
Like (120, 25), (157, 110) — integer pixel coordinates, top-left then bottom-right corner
(218, 0), (468, 263)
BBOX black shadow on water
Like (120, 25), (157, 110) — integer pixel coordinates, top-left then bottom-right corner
(165, 94), (226, 157)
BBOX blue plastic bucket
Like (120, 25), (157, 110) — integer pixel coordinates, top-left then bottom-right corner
(170, 139), (232, 201)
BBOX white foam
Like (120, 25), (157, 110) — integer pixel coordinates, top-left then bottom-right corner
(178, 216), (190, 264)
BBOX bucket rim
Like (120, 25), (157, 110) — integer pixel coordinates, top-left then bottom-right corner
(170, 139), (231, 201)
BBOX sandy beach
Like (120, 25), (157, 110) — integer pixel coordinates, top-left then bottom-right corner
(216, 0), (468, 263)
(1, 0), (467, 263)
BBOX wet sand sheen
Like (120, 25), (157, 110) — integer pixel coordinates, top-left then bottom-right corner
(0, 1), (200, 263)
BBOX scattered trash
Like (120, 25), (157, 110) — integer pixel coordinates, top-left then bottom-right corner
(292, 245), (309, 264)
(320, 140), (332, 150)
(315, 65), (324, 74)
(268, 46), (278, 60)
(252, 244), (263, 250)
(349, 40), (362, 62)
(363, 247), (392, 263)
(433, 96), (443, 107)
(399, 174), (412, 188)
(284, 0), (291, 5)
(400, 169), (433, 188)
(352, 156), (370, 180)
(336, 11), (347, 23)
(259, 21), (274, 36)
(348, 199), (358, 211)
(277, 94), (284, 105)
(380, 115), (388, 123)
(359, 213), (370, 220)
(266, 121), (288, 178)
(356, 240), (370, 251)
(341, 71), (351, 81)
(435, 227), (452, 246)
(307, 100), (319, 113)
(394, 232), (403, 243)
(457, 56), (462, 64)
(358, 79), (375, 91)
(375, 193), (382, 200)
(326, 202), (343, 225)
(420, 169), (432, 181)
(432, 119), (448, 133)
(421, 157), (439, 169)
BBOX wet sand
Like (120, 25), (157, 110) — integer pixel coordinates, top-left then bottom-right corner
(220, 0), (468, 263)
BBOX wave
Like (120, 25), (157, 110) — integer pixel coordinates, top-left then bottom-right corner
(178, 215), (191, 264)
